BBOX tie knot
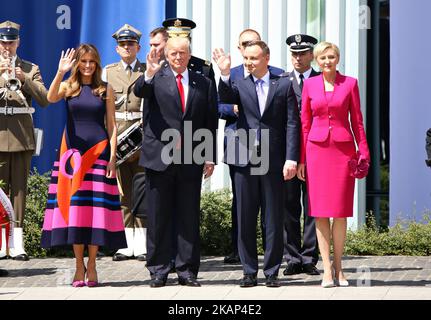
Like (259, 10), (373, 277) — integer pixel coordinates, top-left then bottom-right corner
(127, 65), (132, 70)
(299, 73), (304, 79)
(176, 74), (183, 80)
(255, 78), (264, 86)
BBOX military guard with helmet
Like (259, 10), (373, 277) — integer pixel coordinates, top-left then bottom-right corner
(156, 18), (215, 83)
(102, 24), (147, 261)
(0, 20), (49, 261)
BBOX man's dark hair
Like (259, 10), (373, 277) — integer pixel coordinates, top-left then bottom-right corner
(149, 27), (168, 41)
(244, 40), (270, 55)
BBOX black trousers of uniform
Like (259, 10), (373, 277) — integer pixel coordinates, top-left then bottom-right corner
(0, 151), (33, 226)
(283, 176), (319, 266)
(233, 166), (284, 277)
(117, 157), (146, 228)
(145, 165), (202, 280)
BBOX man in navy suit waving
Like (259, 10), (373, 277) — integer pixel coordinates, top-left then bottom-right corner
(134, 36), (218, 288)
(219, 29), (284, 265)
(213, 41), (300, 287)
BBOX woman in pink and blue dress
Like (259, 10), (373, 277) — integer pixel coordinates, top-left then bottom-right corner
(41, 44), (126, 287)
(298, 42), (370, 288)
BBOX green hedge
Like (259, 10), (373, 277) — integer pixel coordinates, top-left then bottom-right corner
(24, 169), (50, 258)
(22, 170), (431, 257)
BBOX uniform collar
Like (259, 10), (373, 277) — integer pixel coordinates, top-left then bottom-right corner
(121, 59), (137, 70)
(294, 68), (312, 80)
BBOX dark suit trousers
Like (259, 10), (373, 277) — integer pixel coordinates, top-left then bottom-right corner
(229, 164), (266, 255)
(233, 166), (284, 277)
(283, 176), (318, 266)
(145, 165), (202, 279)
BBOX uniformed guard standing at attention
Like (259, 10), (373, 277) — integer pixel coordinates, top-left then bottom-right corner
(281, 34), (320, 277)
(102, 24), (147, 261)
(0, 20), (49, 261)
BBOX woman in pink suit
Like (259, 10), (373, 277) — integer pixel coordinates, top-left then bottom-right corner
(297, 42), (370, 288)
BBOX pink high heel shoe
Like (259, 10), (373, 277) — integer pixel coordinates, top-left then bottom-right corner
(72, 280), (86, 287)
(85, 280), (99, 287)
(72, 267), (86, 287)
(85, 268), (98, 287)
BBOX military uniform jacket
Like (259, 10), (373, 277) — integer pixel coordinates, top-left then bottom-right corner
(188, 56), (215, 83)
(282, 69), (320, 111)
(104, 60), (146, 135)
(0, 57), (49, 152)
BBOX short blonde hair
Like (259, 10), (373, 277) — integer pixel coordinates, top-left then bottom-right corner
(313, 41), (340, 60)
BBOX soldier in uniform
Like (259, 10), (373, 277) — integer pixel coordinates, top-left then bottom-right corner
(281, 34), (320, 276)
(102, 24), (147, 261)
(0, 21), (49, 261)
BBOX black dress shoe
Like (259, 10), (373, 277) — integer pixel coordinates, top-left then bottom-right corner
(223, 253), (241, 264)
(302, 264), (320, 275)
(265, 275), (281, 287)
(178, 277), (201, 287)
(239, 275), (257, 287)
(150, 277), (167, 288)
(0, 269), (8, 277)
(12, 254), (29, 261)
(283, 263), (302, 276)
(136, 254), (147, 261)
(112, 253), (130, 261)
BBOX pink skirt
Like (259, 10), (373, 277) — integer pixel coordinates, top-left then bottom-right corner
(305, 136), (356, 218)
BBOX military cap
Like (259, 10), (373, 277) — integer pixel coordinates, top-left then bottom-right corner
(162, 18), (196, 38)
(286, 34), (318, 53)
(112, 24), (142, 43)
(0, 20), (20, 42)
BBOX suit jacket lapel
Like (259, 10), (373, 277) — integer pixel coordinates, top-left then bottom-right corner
(242, 75), (261, 118)
(183, 71), (197, 119)
(161, 66), (183, 117)
(115, 63), (130, 86)
(130, 60), (144, 84)
(262, 74), (279, 115)
(289, 71), (302, 99)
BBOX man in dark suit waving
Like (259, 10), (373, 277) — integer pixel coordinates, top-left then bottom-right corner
(219, 29), (284, 265)
(134, 36), (218, 288)
(281, 34), (320, 277)
(213, 40), (300, 287)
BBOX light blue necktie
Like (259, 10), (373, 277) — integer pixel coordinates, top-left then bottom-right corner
(255, 78), (266, 115)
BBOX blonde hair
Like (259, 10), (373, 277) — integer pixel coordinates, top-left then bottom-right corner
(313, 41), (340, 60)
(65, 44), (106, 99)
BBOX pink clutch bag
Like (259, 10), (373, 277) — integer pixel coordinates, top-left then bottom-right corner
(348, 151), (370, 179)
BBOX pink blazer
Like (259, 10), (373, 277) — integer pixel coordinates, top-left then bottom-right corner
(300, 72), (370, 163)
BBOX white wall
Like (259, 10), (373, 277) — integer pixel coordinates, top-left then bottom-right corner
(177, 0), (368, 229)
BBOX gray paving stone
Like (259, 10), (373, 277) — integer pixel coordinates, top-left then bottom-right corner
(1, 256), (431, 299)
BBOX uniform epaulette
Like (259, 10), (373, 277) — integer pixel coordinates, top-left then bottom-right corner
(204, 60), (211, 66)
(105, 62), (119, 69)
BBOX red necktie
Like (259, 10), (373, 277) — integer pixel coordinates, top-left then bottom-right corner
(176, 74), (185, 113)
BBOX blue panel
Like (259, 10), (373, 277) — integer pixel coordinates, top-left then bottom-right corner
(80, 0), (166, 67)
(0, 0), (166, 174)
(390, 0), (431, 225)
